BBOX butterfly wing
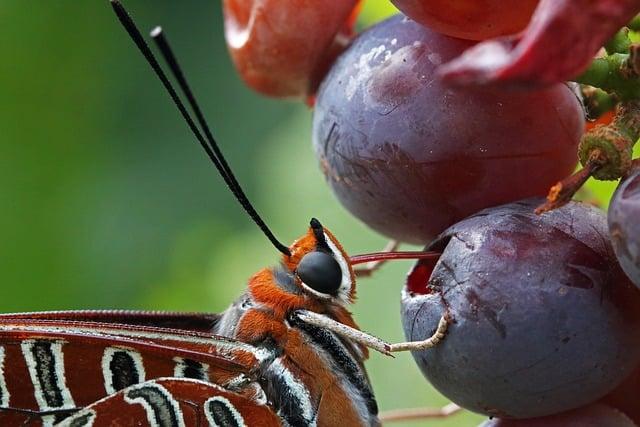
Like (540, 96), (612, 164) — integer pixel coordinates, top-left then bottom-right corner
(0, 314), (271, 425)
(0, 310), (221, 333)
(57, 378), (281, 427)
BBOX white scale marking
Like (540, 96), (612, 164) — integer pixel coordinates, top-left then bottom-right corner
(21, 340), (76, 427)
(269, 358), (316, 427)
(102, 347), (146, 395)
(0, 346), (9, 407)
(123, 382), (186, 427)
(21, 340), (76, 409)
(205, 396), (246, 427)
(324, 232), (353, 306)
(173, 357), (209, 380)
(55, 409), (96, 427)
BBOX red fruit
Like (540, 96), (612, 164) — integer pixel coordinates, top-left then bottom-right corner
(439, 0), (640, 88)
(313, 16), (584, 243)
(223, 0), (360, 98)
(390, 0), (539, 41)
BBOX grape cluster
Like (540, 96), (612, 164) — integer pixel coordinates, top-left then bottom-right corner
(223, 1), (640, 425)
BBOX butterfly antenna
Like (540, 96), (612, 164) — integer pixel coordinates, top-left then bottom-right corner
(109, 0), (291, 256)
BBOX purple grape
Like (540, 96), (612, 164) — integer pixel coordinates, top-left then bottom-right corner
(312, 15), (583, 244)
(609, 168), (640, 287)
(478, 404), (636, 427)
(402, 199), (640, 418)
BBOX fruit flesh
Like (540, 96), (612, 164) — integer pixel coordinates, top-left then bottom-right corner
(389, 0), (539, 41)
(313, 15), (584, 244)
(402, 199), (640, 418)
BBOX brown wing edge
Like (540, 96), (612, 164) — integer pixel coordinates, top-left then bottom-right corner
(0, 310), (221, 333)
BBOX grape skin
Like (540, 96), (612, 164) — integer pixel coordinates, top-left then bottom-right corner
(313, 15), (584, 244)
(478, 404), (636, 426)
(223, 0), (359, 97)
(402, 199), (640, 418)
(608, 168), (640, 288)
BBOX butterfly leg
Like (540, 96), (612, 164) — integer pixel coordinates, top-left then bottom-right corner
(353, 240), (399, 277)
(386, 314), (449, 352)
(380, 402), (462, 423)
(294, 310), (449, 355)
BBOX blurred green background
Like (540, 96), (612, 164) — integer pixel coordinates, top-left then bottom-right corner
(0, 1), (631, 426)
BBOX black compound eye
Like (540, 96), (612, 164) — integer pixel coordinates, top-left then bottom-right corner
(297, 251), (342, 295)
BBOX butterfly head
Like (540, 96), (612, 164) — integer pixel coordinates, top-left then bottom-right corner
(283, 218), (356, 306)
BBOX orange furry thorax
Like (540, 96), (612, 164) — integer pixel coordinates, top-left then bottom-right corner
(248, 269), (321, 317)
(246, 268), (369, 359)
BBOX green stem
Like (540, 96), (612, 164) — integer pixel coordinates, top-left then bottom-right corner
(605, 28), (632, 55)
(628, 14), (640, 32)
(576, 53), (640, 100)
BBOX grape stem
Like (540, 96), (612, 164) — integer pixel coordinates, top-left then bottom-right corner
(537, 99), (640, 214)
(578, 99), (639, 180)
(380, 403), (462, 423)
(536, 150), (605, 214)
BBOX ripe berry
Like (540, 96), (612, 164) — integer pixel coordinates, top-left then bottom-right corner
(402, 199), (640, 418)
(389, 0), (539, 41)
(223, 0), (359, 97)
(313, 15), (584, 244)
(608, 167), (640, 287)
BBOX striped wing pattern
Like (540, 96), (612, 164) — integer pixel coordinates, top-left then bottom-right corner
(0, 312), (277, 426)
(57, 378), (280, 427)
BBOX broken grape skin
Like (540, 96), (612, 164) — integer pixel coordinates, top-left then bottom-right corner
(478, 403), (636, 426)
(608, 168), (640, 288)
(402, 199), (640, 418)
(223, 0), (359, 98)
(313, 15), (584, 244)
(439, 0), (640, 88)
(389, 0), (539, 41)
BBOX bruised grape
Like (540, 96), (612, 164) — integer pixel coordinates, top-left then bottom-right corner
(389, 0), (539, 41)
(313, 15), (584, 244)
(402, 199), (640, 418)
(609, 168), (640, 287)
(478, 404), (636, 427)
